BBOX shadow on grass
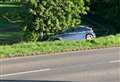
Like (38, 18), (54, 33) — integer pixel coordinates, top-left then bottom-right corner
(0, 32), (23, 45)
(0, 40), (20, 45)
(0, 37), (22, 45)
(0, 80), (78, 82)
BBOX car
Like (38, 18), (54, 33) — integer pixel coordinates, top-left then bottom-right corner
(49, 25), (96, 41)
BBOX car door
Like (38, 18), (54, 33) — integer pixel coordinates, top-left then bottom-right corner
(63, 28), (85, 40)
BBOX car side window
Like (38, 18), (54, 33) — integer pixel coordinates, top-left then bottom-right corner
(64, 27), (90, 33)
(64, 28), (74, 33)
(74, 27), (89, 32)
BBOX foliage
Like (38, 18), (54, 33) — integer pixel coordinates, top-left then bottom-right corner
(21, 0), (89, 41)
(91, 0), (120, 33)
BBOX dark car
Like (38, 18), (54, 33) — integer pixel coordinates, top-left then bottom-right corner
(49, 25), (96, 41)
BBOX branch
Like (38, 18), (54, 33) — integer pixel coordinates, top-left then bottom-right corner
(2, 15), (22, 23)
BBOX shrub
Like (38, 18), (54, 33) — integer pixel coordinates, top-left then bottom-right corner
(21, 0), (90, 41)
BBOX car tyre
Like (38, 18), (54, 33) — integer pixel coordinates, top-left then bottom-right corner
(86, 34), (94, 40)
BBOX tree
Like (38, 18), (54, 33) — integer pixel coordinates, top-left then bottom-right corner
(21, 0), (90, 41)
(91, 0), (120, 33)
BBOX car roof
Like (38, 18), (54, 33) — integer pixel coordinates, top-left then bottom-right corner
(76, 25), (92, 30)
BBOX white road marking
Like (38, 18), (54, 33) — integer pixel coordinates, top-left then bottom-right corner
(0, 68), (51, 77)
(109, 60), (120, 63)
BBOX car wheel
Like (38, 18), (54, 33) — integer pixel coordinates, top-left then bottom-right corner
(86, 34), (94, 40)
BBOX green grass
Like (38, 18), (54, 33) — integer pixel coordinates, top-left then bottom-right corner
(0, 34), (120, 58)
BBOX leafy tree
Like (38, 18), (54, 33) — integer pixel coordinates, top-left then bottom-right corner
(91, 0), (120, 33)
(21, 0), (90, 41)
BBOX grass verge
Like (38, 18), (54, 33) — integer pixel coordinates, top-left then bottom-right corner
(0, 34), (120, 58)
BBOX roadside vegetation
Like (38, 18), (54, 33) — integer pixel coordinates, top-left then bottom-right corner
(0, 34), (120, 58)
(0, 0), (120, 58)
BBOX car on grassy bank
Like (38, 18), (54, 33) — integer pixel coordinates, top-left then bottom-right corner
(49, 25), (96, 41)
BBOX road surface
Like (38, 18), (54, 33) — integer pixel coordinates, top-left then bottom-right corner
(0, 47), (120, 82)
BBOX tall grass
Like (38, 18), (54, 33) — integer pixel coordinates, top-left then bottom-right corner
(0, 34), (120, 58)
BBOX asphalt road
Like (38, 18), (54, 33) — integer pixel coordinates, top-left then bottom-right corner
(0, 47), (120, 82)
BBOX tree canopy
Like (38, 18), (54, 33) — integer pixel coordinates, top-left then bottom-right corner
(91, 0), (120, 33)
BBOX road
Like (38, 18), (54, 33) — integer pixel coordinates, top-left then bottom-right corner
(0, 47), (120, 82)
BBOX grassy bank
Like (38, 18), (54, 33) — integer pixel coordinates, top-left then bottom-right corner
(0, 34), (120, 58)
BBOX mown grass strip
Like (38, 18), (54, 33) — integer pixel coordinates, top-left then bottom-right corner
(0, 34), (120, 58)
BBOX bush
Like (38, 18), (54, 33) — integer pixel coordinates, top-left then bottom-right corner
(21, 0), (90, 41)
